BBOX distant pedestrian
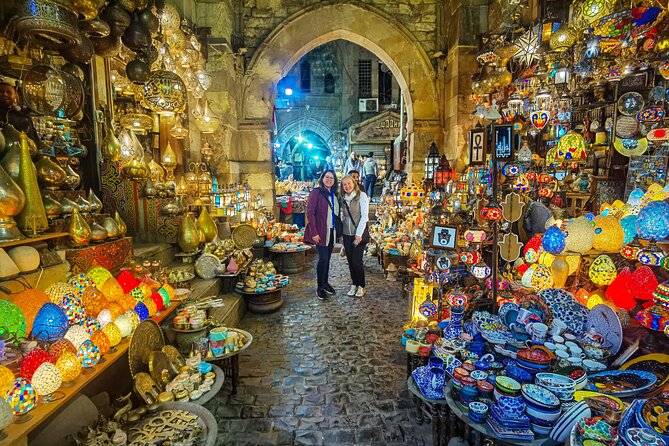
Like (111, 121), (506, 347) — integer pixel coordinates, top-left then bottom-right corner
(305, 170), (341, 300)
(363, 151), (378, 199)
(340, 175), (370, 297)
(344, 152), (362, 177)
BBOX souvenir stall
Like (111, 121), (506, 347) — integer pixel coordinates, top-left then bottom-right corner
(274, 179), (313, 227)
(404, 2), (669, 445)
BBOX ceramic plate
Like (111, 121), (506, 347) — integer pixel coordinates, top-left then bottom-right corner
(640, 396), (669, 437)
(519, 293), (552, 324)
(621, 353), (669, 394)
(618, 91), (645, 116)
(517, 348), (552, 365)
(573, 391), (624, 414)
(587, 370), (658, 397)
(586, 304), (623, 355)
(496, 375), (521, 392)
(498, 302), (520, 328)
(625, 428), (667, 446)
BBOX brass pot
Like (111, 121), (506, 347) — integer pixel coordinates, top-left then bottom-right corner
(90, 35), (121, 57)
(102, 216), (120, 238)
(42, 192), (62, 217)
(125, 58), (149, 84)
(1, 125), (21, 180)
(60, 196), (78, 215)
(143, 178), (157, 197)
(75, 195), (91, 213)
(60, 34), (94, 64)
(88, 189), (103, 213)
(90, 221), (108, 242)
(78, 18), (110, 38)
(64, 164), (81, 189)
(35, 156), (67, 189)
(121, 13), (151, 51)
(68, 208), (90, 246)
(114, 211), (127, 237)
(0, 163), (25, 241)
(162, 200), (180, 215)
(71, 0), (106, 21)
(178, 214), (200, 253)
(101, 5), (130, 37)
(197, 207), (217, 242)
(137, 7), (158, 35)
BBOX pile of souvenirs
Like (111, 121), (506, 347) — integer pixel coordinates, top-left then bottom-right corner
(234, 259), (291, 294)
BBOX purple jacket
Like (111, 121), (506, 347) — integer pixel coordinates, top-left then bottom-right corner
(304, 187), (337, 246)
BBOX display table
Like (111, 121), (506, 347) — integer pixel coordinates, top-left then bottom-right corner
(269, 246), (310, 274)
(407, 378), (558, 446)
(237, 289), (284, 313)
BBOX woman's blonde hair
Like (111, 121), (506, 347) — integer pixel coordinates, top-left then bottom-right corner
(340, 175), (361, 199)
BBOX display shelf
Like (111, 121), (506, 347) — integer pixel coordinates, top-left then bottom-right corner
(0, 233), (68, 250)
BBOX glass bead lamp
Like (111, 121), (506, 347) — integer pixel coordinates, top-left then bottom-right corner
(564, 216), (595, 253)
(81, 287), (109, 319)
(44, 282), (78, 304)
(637, 247), (665, 266)
(97, 309), (113, 328)
(621, 242), (642, 261)
(193, 100), (220, 133)
(134, 302), (150, 321)
(157, 287), (170, 308)
(555, 132), (587, 164)
(114, 314), (133, 338)
(108, 303), (124, 320)
(126, 311), (140, 330)
(55, 350), (81, 385)
(102, 322), (122, 349)
(631, 266), (658, 302)
(32, 303), (69, 341)
(20, 348), (53, 381)
(542, 226), (566, 254)
(636, 201), (669, 242)
(5, 378), (37, 422)
(620, 215), (637, 245)
(0, 366), (14, 396)
(151, 292), (164, 312)
(550, 25), (577, 52)
(0, 300), (26, 342)
(129, 286), (145, 302)
(592, 215), (625, 252)
(143, 298), (157, 317)
(0, 398), (12, 439)
(589, 255), (617, 286)
(12, 289), (49, 336)
(64, 325), (90, 350)
(471, 261), (492, 279)
(116, 270), (138, 294)
(31, 362), (62, 402)
(531, 264), (554, 290)
(87, 267), (113, 289)
(67, 273), (95, 298)
(90, 330), (110, 356)
(48, 339), (77, 361)
(77, 340), (100, 373)
(100, 277), (125, 302)
(59, 294), (87, 326)
(84, 317), (101, 336)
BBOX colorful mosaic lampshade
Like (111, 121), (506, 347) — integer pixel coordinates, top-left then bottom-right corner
(100, 277), (124, 302)
(114, 314), (133, 338)
(67, 273), (95, 298)
(126, 311), (140, 330)
(151, 292), (164, 312)
(108, 302), (124, 320)
(32, 303), (69, 341)
(90, 330), (110, 356)
(636, 201), (669, 241)
(157, 287), (170, 307)
(45, 282), (78, 304)
(542, 226), (566, 255)
(97, 309), (113, 328)
(64, 325), (90, 350)
(87, 267), (113, 289)
(77, 340), (100, 369)
(138, 282), (153, 299)
(620, 215), (637, 244)
(56, 350), (81, 383)
(20, 348), (53, 381)
(11, 289), (49, 336)
(5, 378), (37, 416)
(637, 247), (665, 266)
(631, 266), (658, 301)
(0, 299), (26, 342)
(133, 302), (150, 321)
(102, 322), (122, 347)
(531, 264), (555, 290)
(471, 262), (492, 279)
(129, 286), (145, 302)
(573, 0), (615, 28)
(31, 362), (62, 400)
(116, 270), (138, 294)
(606, 267), (635, 310)
(554, 132), (587, 164)
(589, 255), (617, 285)
(143, 299), (157, 317)
(81, 286), (109, 318)
(0, 365), (14, 395)
(160, 283), (174, 300)
(84, 317), (101, 336)
(48, 339), (77, 361)
(564, 217), (595, 253)
(592, 215), (625, 252)
(60, 294), (87, 326)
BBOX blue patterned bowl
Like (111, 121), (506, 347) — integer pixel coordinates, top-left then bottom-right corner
(507, 365), (533, 383)
(497, 395), (526, 417)
(522, 384), (561, 409)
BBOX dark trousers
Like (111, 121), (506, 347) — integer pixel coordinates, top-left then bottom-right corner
(316, 229), (334, 289)
(364, 175), (376, 198)
(343, 234), (365, 287)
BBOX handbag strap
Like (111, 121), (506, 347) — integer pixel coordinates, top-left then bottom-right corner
(318, 187), (337, 215)
(342, 200), (360, 229)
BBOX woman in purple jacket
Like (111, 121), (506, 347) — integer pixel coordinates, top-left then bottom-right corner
(305, 169), (340, 300)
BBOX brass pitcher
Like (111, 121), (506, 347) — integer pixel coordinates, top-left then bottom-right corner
(178, 214), (199, 253)
(197, 207), (217, 242)
(101, 120), (121, 162)
(16, 133), (48, 234)
(114, 211), (127, 237)
(68, 208), (91, 246)
(64, 164), (81, 189)
(0, 162), (25, 241)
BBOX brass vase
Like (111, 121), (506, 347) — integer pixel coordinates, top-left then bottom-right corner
(42, 192), (63, 218)
(0, 162), (25, 241)
(178, 214), (199, 253)
(114, 211), (127, 237)
(90, 221), (108, 242)
(75, 195), (91, 213)
(88, 189), (103, 213)
(16, 133), (48, 234)
(197, 207), (217, 242)
(35, 156), (67, 189)
(1, 125), (21, 180)
(68, 208), (91, 246)
(102, 216), (120, 238)
(64, 164), (81, 189)
(102, 122), (121, 162)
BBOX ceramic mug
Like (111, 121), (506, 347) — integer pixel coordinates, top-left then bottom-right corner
(555, 349), (570, 367)
(563, 333), (577, 342)
(550, 319), (568, 336)
(568, 356), (583, 366)
(527, 322), (548, 342)
(583, 359), (606, 372)
(517, 308), (543, 326)
(544, 341), (557, 351)
(569, 346), (585, 358)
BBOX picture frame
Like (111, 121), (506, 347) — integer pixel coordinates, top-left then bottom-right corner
(430, 225), (458, 251)
(493, 124), (514, 161)
(469, 127), (486, 165)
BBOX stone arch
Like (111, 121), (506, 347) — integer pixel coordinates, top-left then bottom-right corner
(242, 1), (442, 180)
(276, 117), (334, 149)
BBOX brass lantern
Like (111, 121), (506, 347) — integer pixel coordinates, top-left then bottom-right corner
(434, 156), (452, 187)
(142, 70), (187, 115)
(424, 142), (440, 183)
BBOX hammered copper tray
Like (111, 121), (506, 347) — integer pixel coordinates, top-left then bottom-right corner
(129, 320), (165, 377)
(232, 224), (257, 250)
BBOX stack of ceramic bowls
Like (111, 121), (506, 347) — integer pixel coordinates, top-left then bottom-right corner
(521, 384), (562, 436)
(535, 373), (576, 402)
(549, 401), (592, 443)
(506, 365), (533, 384)
(489, 396), (532, 431)
(495, 376), (521, 401)
(555, 366), (588, 390)
(515, 348), (551, 375)
(469, 401), (489, 423)
(453, 367), (478, 405)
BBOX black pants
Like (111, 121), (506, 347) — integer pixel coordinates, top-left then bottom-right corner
(316, 229), (334, 290)
(343, 234), (365, 287)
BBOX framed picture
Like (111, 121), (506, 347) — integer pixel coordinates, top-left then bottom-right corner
(469, 127), (486, 165)
(430, 225), (458, 251)
(493, 124), (514, 161)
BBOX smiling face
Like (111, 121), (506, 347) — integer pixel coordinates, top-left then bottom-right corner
(322, 172), (335, 189)
(342, 177), (355, 194)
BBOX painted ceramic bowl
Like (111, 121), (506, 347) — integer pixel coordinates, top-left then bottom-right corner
(470, 370), (488, 381)
(536, 373), (576, 389)
(477, 380), (494, 394)
(522, 384), (561, 409)
(506, 365), (533, 383)
(496, 375), (521, 393)
(453, 367), (470, 382)
(625, 428), (666, 446)
(577, 417), (618, 445)
(641, 396), (669, 437)
(469, 401), (489, 416)
(517, 348), (552, 365)
(497, 395), (526, 417)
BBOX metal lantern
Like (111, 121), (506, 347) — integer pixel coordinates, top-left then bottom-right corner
(424, 142), (440, 182)
(434, 156), (452, 187)
(507, 92), (524, 118)
(534, 87), (553, 111)
(554, 60), (570, 87)
(142, 70), (187, 115)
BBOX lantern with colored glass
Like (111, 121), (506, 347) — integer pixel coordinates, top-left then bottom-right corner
(20, 349), (53, 381)
(91, 330), (111, 356)
(126, 311), (140, 330)
(424, 141), (440, 183)
(102, 322), (122, 349)
(447, 288), (468, 307)
(56, 350), (81, 385)
(116, 270), (138, 293)
(151, 292), (165, 312)
(542, 226), (566, 254)
(87, 267), (113, 289)
(480, 203), (503, 221)
(471, 261), (492, 279)
(60, 294), (87, 326)
(115, 314), (133, 337)
(82, 286), (109, 319)
(100, 277), (125, 302)
(0, 300), (26, 342)
(77, 340), (100, 372)
(32, 303), (69, 341)
(45, 282), (78, 304)
(434, 155), (452, 187)
(84, 317), (101, 336)
(589, 255), (617, 286)
(12, 289), (49, 337)
(31, 362), (62, 403)
(143, 298), (157, 317)
(0, 366), (14, 396)
(464, 227), (487, 244)
(636, 201), (669, 242)
(507, 92), (524, 118)
(554, 59), (570, 87)
(638, 247), (665, 266)
(64, 325), (90, 350)
(556, 132), (587, 164)
(531, 264), (554, 290)
(5, 378), (37, 421)
(621, 242), (642, 260)
(459, 250), (482, 265)
(48, 339), (77, 361)
(67, 273), (95, 298)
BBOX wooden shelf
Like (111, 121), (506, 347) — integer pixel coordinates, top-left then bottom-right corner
(0, 233), (68, 250)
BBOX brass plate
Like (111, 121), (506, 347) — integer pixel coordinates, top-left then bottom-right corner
(149, 351), (177, 388)
(128, 320), (165, 377)
(231, 224), (257, 250)
(162, 345), (186, 369)
(133, 372), (160, 405)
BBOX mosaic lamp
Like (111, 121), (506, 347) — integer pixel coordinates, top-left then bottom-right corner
(620, 215), (637, 245)
(67, 273), (95, 298)
(84, 317), (101, 336)
(0, 299), (27, 342)
(630, 266), (658, 301)
(564, 216), (595, 253)
(32, 303), (69, 341)
(637, 247), (665, 267)
(45, 282), (78, 304)
(11, 289), (49, 336)
(565, 255), (581, 275)
(90, 330), (110, 356)
(100, 277), (125, 302)
(555, 132), (587, 164)
(621, 241), (642, 261)
(531, 264), (555, 290)
(160, 283), (175, 300)
(143, 70), (187, 116)
(143, 298), (157, 317)
(5, 378), (37, 421)
(157, 287), (170, 308)
(97, 309), (113, 328)
(81, 286), (109, 318)
(64, 325), (90, 350)
(48, 339), (77, 361)
(471, 261), (492, 279)
(114, 314), (133, 337)
(116, 270), (138, 294)
(56, 350), (81, 384)
(20, 348), (53, 381)
(60, 294), (87, 326)
(31, 362), (62, 402)
(589, 254), (617, 286)
(151, 292), (164, 312)
(542, 226), (566, 255)
(126, 311), (140, 331)
(0, 365), (14, 395)
(102, 322), (122, 348)
(129, 286), (145, 302)
(87, 266), (113, 289)
(636, 201), (669, 242)
(77, 340), (100, 372)
(606, 267), (635, 310)
(592, 215), (625, 252)
(108, 302), (124, 320)
(521, 266), (536, 288)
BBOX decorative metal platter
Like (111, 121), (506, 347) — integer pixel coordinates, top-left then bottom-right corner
(232, 224), (257, 250)
(149, 350), (178, 388)
(128, 402), (217, 446)
(129, 320), (165, 377)
(195, 254), (220, 280)
(195, 365), (225, 406)
(163, 345), (186, 369)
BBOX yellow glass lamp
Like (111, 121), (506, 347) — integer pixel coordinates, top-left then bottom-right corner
(91, 330), (111, 356)
(589, 255), (617, 286)
(88, 266), (113, 289)
(592, 215), (625, 252)
(0, 365), (14, 395)
(100, 277), (125, 302)
(564, 217), (595, 253)
(45, 282), (78, 304)
(554, 132), (587, 165)
(56, 351), (81, 384)
(550, 25), (578, 53)
(565, 255), (581, 275)
(531, 264), (554, 290)
(102, 322), (122, 348)
(411, 278), (433, 323)
(115, 314), (133, 337)
(573, 0), (615, 29)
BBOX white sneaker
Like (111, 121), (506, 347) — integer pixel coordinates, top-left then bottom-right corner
(347, 285), (357, 296)
(355, 287), (366, 297)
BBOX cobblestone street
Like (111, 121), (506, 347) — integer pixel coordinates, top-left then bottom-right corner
(205, 252), (432, 445)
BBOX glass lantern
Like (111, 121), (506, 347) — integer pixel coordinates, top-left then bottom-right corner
(507, 92), (524, 118)
(424, 142), (440, 182)
(534, 87), (553, 111)
(434, 155), (452, 187)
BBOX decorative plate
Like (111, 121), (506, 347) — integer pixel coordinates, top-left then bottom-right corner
(618, 91), (645, 116)
(625, 428), (667, 446)
(586, 304), (623, 355)
(573, 391), (624, 413)
(195, 254), (221, 280)
(516, 348), (552, 365)
(128, 401), (217, 446)
(128, 320), (165, 377)
(232, 224), (258, 250)
(498, 302), (520, 328)
(522, 383), (561, 408)
(149, 350), (177, 388)
(588, 370), (658, 397)
(621, 354), (669, 394)
(640, 396), (669, 437)
(615, 116), (640, 138)
(538, 288), (587, 335)
(209, 328), (253, 360)
(519, 294), (552, 324)
(496, 375), (521, 392)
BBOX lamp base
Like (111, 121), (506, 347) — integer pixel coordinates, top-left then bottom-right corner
(82, 366), (96, 375)
(62, 380), (76, 388)
(42, 391), (65, 403)
(13, 413), (32, 424)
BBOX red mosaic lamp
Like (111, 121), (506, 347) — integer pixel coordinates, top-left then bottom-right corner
(630, 266), (658, 302)
(116, 270), (138, 294)
(20, 348), (53, 382)
(151, 292), (165, 312)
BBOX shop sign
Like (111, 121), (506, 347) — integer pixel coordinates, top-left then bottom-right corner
(349, 111), (401, 144)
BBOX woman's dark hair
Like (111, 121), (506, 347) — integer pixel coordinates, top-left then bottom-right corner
(317, 169), (338, 191)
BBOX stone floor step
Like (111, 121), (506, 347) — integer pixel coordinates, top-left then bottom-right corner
(210, 293), (246, 328)
(134, 243), (176, 266)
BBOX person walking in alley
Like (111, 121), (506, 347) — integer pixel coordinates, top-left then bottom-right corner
(340, 175), (370, 297)
(362, 151), (378, 199)
(305, 170), (341, 300)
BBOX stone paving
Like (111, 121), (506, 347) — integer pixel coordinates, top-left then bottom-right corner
(204, 252), (432, 445)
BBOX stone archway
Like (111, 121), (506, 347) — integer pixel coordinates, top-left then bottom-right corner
(276, 117), (334, 150)
(238, 1), (442, 197)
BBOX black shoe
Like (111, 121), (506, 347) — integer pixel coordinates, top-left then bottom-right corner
(323, 284), (336, 295)
(316, 289), (328, 300)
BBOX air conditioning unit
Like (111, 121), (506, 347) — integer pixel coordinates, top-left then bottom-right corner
(359, 98), (378, 112)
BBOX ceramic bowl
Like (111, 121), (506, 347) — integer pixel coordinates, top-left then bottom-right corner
(525, 403), (562, 422)
(550, 401), (592, 443)
(625, 428), (667, 446)
(460, 376), (477, 387)
(453, 367), (470, 382)
(462, 362), (477, 372)
(477, 380), (494, 394)
(535, 373), (576, 389)
(497, 395), (526, 417)
(531, 422), (553, 436)
(522, 384), (561, 409)
(470, 370), (488, 381)
(469, 401), (489, 416)
(506, 365), (533, 383)
(577, 418), (618, 445)
(496, 375), (521, 393)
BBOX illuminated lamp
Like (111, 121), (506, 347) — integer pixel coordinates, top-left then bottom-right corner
(459, 250), (482, 265)
(480, 204), (503, 221)
(620, 215), (637, 244)
(12, 289), (49, 336)
(564, 216), (595, 253)
(542, 226), (565, 254)
(120, 294), (139, 312)
(0, 398), (12, 436)
(116, 270), (138, 293)
(90, 330), (110, 356)
(424, 142), (440, 182)
(636, 201), (669, 241)
(102, 322), (122, 348)
(464, 228), (487, 243)
(67, 274), (95, 298)
(97, 309), (113, 328)
(637, 247), (665, 266)
(84, 317), (101, 336)
(20, 348), (52, 381)
(160, 283), (174, 300)
(507, 92), (524, 118)
(521, 266), (536, 288)
(621, 242), (642, 260)
(100, 277), (125, 302)
(517, 263), (530, 275)
(114, 314), (133, 337)
(486, 277), (510, 290)
(539, 251), (555, 267)
(77, 340), (100, 372)
(169, 115), (189, 139)
(606, 267), (635, 310)
(108, 302), (124, 320)
(550, 25), (577, 53)
(284, 87), (293, 96)
(652, 282), (669, 309)
(555, 131), (587, 164)
(592, 215), (625, 252)
(44, 282), (78, 304)
(55, 351), (81, 384)
(31, 362), (62, 402)
(87, 267), (113, 289)
(471, 262), (492, 279)
(59, 294), (87, 325)
(151, 292), (164, 312)
(531, 264), (554, 290)
(0, 366), (13, 396)
(143, 299), (157, 317)
(447, 289), (468, 307)
(587, 291), (605, 309)
(524, 234), (543, 255)
(575, 288), (590, 306)
(81, 287), (109, 319)
(588, 255), (617, 286)
(5, 378), (37, 420)
(32, 303), (68, 341)
(138, 282), (153, 298)
(525, 248), (540, 264)
(142, 70), (187, 115)
(193, 100), (220, 133)
(126, 311), (140, 330)
(554, 60), (570, 86)
(48, 339), (76, 361)
(129, 286), (145, 302)
(64, 325), (90, 349)
(434, 156), (452, 187)
(630, 266), (658, 301)
(157, 287), (170, 308)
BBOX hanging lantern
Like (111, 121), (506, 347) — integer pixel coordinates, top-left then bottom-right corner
(573, 0), (615, 29)
(119, 112), (153, 134)
(550, 25), (578, 52)
(554, 60), (570, 86)
(142, 70), (187, 115)
(459, 250), (482, 265)
(424, 142), (440, 182)
(193, 100), (220, 133)
(534, 88), (553, 111)
(507, 92), (524, 118)
(464, 228), (487, 243)
(480, 203), (503, 221)
(530, 109), (550, 131)
(434, 155), (452, 186)
(471, 261), (492, 279)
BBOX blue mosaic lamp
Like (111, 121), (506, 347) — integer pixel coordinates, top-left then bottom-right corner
(542, 225), (565, 254)
(620, 215), (637, 244)
(32, 303), (69, 341)
(133, 302), (150, 322)
(636, 201), (669, 241)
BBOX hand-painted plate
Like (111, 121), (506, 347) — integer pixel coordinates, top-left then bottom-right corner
(586, 304), (623, 355)
(621, 354), (669, 395)
(587, 370), (658, 397)
(574, 390), (624, 415)
(641, 396), (669, 437)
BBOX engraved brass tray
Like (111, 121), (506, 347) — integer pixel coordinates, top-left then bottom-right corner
(231, 224), (257, 250)
(128, 402), (217, 446)
(128, 320), (165, 377)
